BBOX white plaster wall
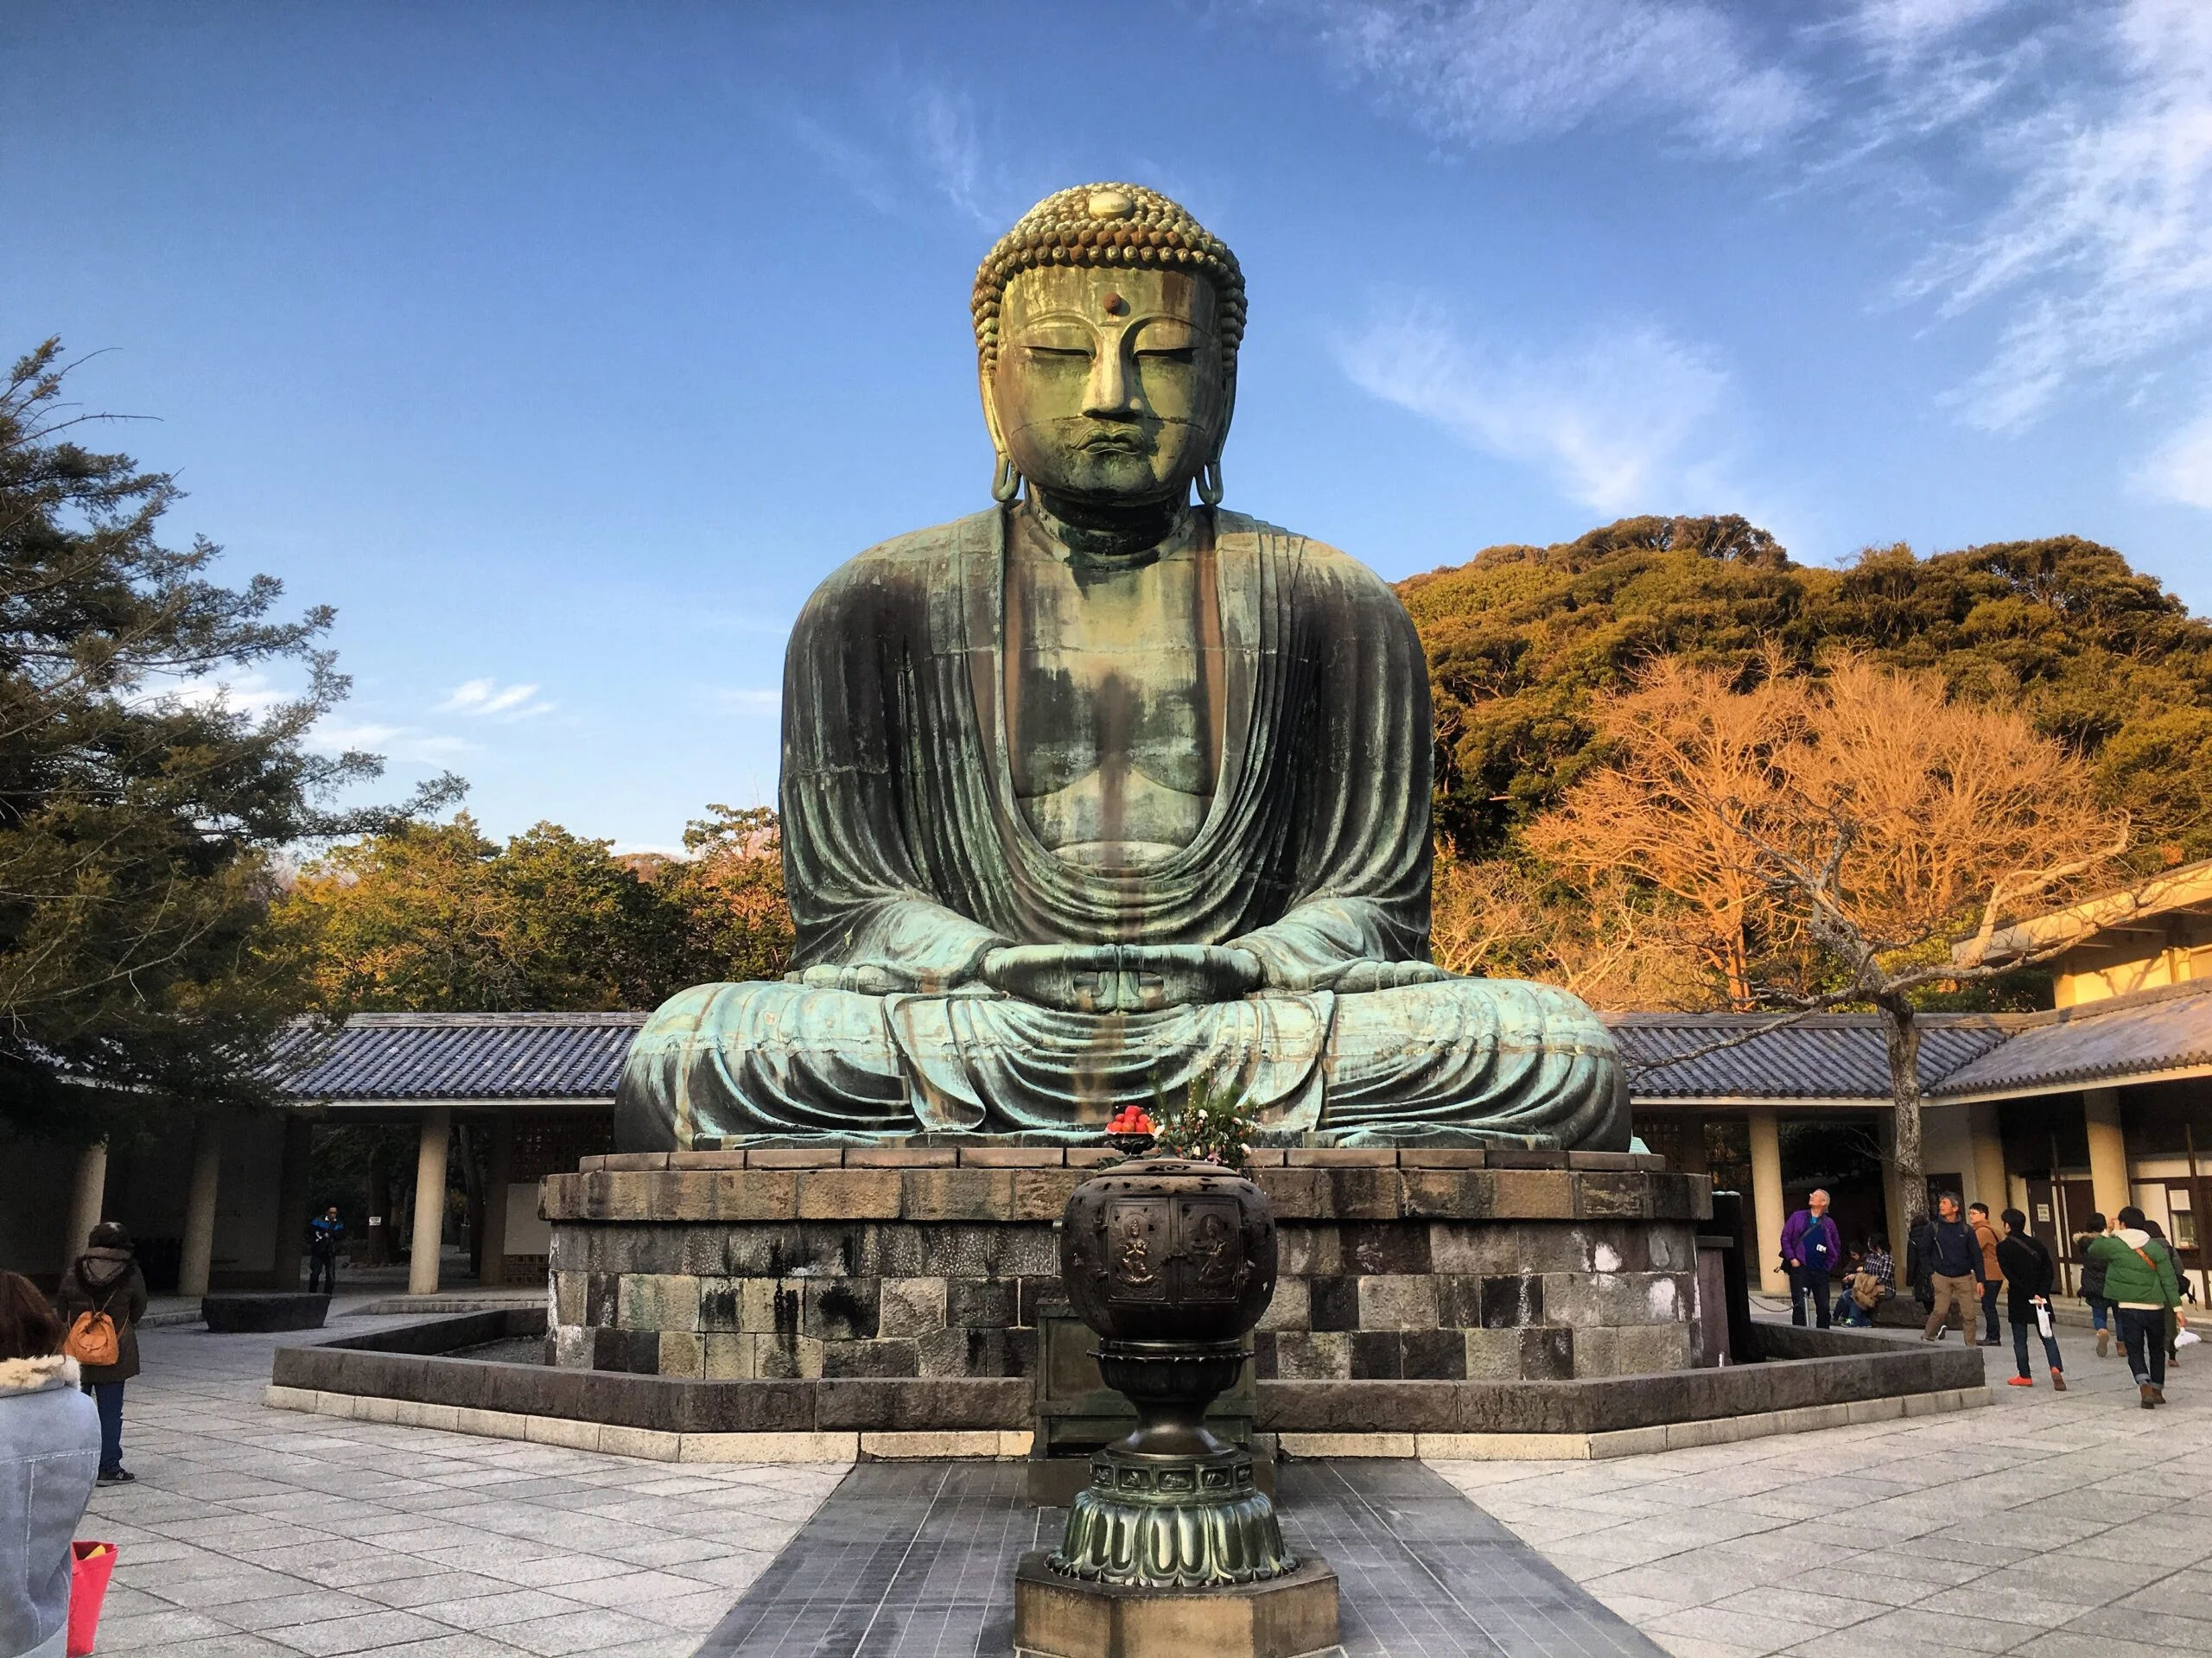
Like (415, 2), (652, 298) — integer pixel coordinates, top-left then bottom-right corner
(1920, 1104), (1977, 1202)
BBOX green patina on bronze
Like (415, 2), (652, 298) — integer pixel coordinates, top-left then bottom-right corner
(615, 184), (1627, 1150)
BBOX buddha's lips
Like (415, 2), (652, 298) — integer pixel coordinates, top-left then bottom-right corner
(1077, 429), (1149, 454)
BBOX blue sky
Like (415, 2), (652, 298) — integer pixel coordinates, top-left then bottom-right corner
(4, 0), (2207, 850)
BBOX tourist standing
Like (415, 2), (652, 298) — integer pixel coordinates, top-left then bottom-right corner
(1968, 1203), (2004, 1345)
(1994, 1210), (2064, 1389)
(2087, 1206), (2182, 1408)
(1, 1270), (101, 1658)
(1781, 1189), (1842, 1329)
(308, 1206), (345, 1296)
(2075, 1212), (2113, 1357)
(1913, 1193), (1985, 1345)
(56, 1221), (147, 1483)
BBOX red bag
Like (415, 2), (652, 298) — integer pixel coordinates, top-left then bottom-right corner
(69, 1540), (116, 1657)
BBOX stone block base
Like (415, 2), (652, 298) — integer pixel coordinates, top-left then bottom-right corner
(1014, 1552), (1340, 1658)
(542, 1147), (1713, 1383)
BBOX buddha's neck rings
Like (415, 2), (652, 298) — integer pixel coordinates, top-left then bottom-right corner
(1024, 492), (1192, 564)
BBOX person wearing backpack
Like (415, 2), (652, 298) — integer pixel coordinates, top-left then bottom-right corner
(1911, 1192), (1986, 1345)
(1993, 1209), (2064, 1390)
(2086, 1205), (2183, 1408)
(54, 1222), (147, 1484)
(1, 1270), (100, 1658)
(2075, 1212), (2113, 1358)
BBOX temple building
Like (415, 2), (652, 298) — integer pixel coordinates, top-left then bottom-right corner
(5, 866), (2209, 1303)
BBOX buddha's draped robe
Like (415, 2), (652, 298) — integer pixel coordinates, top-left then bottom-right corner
(616, 508), (1625, 1149)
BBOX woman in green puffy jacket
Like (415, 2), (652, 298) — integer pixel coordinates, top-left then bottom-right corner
(2085, 1206), (2183, 1408)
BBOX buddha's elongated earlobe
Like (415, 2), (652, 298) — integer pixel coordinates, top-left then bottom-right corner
(993, 452), (1023, 503)
(1197, 454), (1224, 508)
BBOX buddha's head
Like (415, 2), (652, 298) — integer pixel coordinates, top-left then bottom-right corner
(973, 184), (1245, 516)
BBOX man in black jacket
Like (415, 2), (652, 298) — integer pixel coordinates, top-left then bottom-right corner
(1995, 1210), (2065, 1388)
(1911, 1192), (1985, 1345)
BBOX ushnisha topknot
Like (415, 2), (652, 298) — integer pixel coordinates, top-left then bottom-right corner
(971, 183), (1246, 375)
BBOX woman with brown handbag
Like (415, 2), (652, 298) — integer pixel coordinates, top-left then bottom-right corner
(55, 1223), (147, 1485)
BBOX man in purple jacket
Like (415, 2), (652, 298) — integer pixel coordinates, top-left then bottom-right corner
(1782, 1188), (1843, 1329)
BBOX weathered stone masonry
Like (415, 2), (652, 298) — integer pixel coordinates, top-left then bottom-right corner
(541, 1147), (1713, 1384)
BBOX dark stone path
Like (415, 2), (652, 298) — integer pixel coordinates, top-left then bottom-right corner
(696, 1457), (1666, 1656)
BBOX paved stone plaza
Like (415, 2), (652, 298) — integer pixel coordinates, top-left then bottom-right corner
(80, 1309), (2208, 1656)
(1440, 1336), (2211, 1657)
(82, 1311), (842, 1658)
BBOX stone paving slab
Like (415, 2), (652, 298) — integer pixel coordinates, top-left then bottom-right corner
(78, 1297), (2212, 1657)
(694, 1457), (1667, 1656)
(1431, 1328), (2212, 1657)
(79, 1303), (842, 1658)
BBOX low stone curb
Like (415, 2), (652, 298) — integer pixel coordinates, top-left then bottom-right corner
(1277, 1386), (1989, 1460)
(260, 1379), (1986, 1464)
(261, 1383), (1028, 1463)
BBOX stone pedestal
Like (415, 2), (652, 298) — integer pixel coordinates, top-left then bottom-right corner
(540, 1146), (1712, 1383)
(1014, 1552), (1340, 1658)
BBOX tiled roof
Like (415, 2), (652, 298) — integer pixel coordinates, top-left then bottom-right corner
(271, 1013), (647, 1102)
(1926, 980), (2212, 1099)
(269, 981), (2212, 1109)
(1608, 1014), (2010, 1101)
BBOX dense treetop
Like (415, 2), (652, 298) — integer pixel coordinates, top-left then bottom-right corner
(1396, 518), (2212, 867)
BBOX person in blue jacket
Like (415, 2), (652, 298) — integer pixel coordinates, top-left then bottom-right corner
(1780, 1188), (1843, 1329)
(308, 1207), (345, 1296)
(1, 1270), (100, 1658)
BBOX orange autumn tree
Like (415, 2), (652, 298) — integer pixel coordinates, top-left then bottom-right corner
(1428, 857), (1711, 1011)
(1532, 653), (2129, 1224)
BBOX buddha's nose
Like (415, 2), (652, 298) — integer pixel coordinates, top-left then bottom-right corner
(1083, 347), (1136, 419)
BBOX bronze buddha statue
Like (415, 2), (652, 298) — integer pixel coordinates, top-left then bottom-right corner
(617, 183), (1625, 1150)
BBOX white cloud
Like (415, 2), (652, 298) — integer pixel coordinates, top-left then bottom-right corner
(2136, 397), (2212, 509)
(437, 677), (555, 721)
(785, 82), (1025, 230)
(1846, 0), (2010, 60)
(1335, 301), (1732, 513)
(309, 719), (476, 764)
(1904, 0), (2212, 432)
(1313, 0), (1812, 157)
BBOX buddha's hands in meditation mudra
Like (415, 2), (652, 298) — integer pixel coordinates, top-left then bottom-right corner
(614, 183), (1625, 1150)
(800, 948), (1451, 1011)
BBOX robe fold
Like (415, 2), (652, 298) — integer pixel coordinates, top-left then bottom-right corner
(615, 507), (1625, 1149)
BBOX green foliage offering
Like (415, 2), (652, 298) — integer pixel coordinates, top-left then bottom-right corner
(1154, 1075), (1258, 1167)
(1398, 517), (2212, 871)
(0, 340), (445, 1139)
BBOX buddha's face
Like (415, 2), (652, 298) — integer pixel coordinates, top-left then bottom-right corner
(988, 264), (1229, 510)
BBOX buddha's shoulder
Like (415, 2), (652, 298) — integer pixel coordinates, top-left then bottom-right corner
(796, 512), (989, 613)
(1218, 511), (1404, 607)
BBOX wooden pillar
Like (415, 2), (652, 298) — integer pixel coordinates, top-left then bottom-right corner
(1968, 1102), (2010, 1220)
(178, 1117), (224, 1298)
(409, 1107), (452, 1297)
(478, 1114), (515, 1288)
(2083, 1088), (2130, 1222)
(61, 1140), (108, 1275)
(1748, 1105), (1787, 1294)
(272, 1116), (313, 1290)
